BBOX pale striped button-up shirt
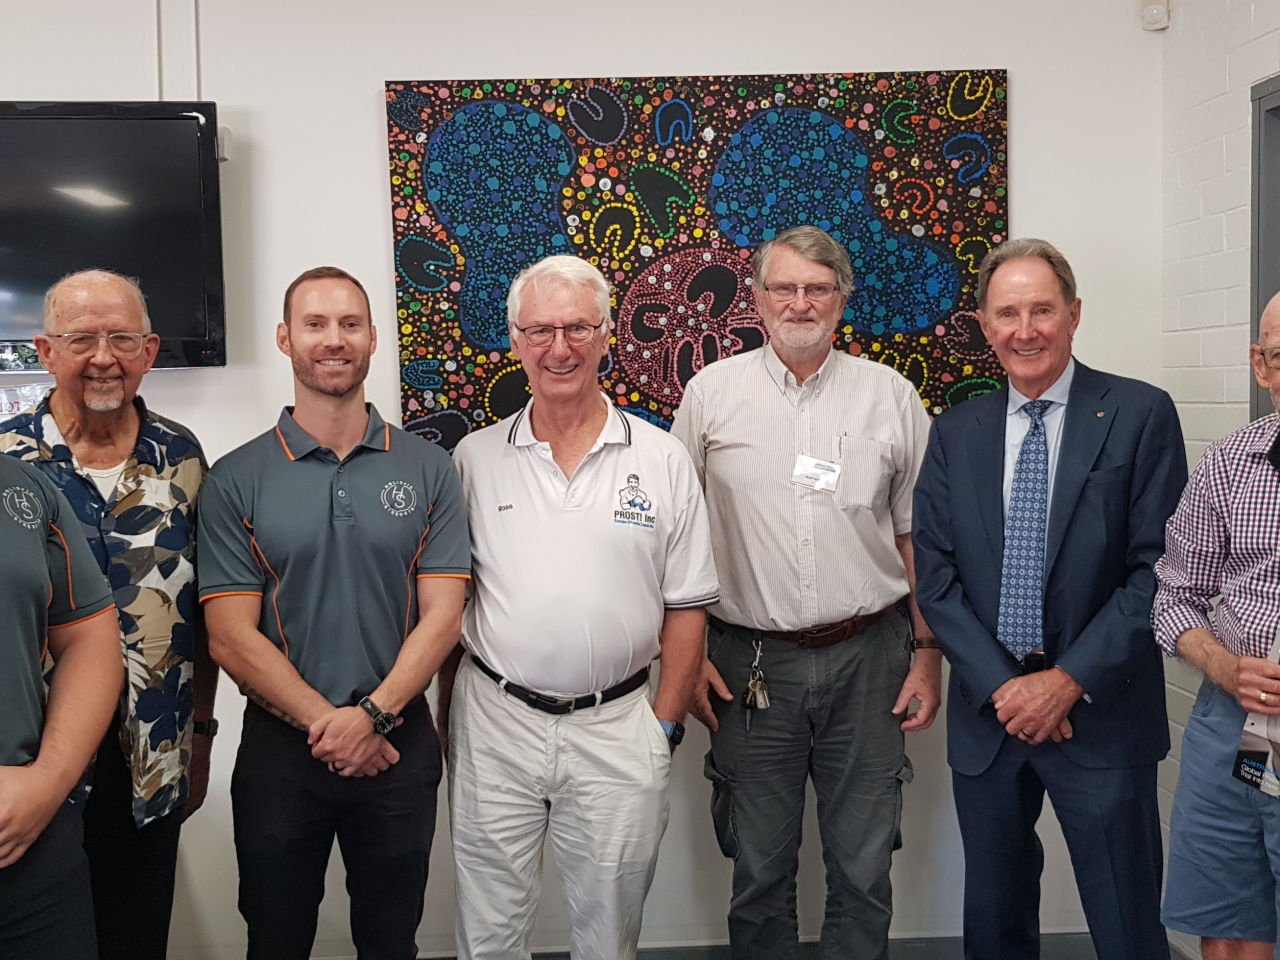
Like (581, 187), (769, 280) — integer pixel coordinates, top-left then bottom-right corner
(672, 345), (930, 632)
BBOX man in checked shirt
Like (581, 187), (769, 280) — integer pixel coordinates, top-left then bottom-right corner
(1155, 290), (1280, 960)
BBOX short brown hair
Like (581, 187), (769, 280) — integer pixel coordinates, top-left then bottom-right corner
(282, 266), (372, 325)
(976, 238), (1077, 308)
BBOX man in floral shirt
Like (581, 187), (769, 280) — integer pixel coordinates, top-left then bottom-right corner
(0, 269), (217, 960)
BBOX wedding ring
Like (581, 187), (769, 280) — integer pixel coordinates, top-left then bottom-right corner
(1262, 691), (1270, 704)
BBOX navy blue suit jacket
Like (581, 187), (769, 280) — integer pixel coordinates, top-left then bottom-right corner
(913, 362), (1187, 776)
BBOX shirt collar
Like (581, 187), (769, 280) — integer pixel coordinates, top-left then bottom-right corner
(507, 392), (630, 448)
(1245, 413), (1280, 459)
(1006, 358), (1075, 416)
(762, 343), (836, 394)
(273, 403), (390, 461)
(34, 390), (164, 469)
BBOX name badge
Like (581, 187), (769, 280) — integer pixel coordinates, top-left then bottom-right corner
(791, 454), (841, 492)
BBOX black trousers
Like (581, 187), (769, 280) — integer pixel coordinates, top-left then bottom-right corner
(231, 699), (441, 960)
(0, 803), (97, 959)
(83, 717), (183, 960)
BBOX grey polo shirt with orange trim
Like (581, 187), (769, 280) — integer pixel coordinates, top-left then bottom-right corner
(1, 454), (116, 766)
(196, 405), (470, 705)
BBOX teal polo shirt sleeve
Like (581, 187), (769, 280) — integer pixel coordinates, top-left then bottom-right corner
(0, 457), (114, 766)
(46, 480), (117, 628)
(417, 448), (471, 579)
(196, 466), (266, 601)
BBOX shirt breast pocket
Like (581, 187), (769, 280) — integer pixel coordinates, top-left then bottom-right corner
(834, 435), (892, 512)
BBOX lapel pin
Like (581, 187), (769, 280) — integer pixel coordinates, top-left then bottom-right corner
(1096, 410), (1106, 418)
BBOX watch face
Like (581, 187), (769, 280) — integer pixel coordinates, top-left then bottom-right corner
(669, 722), (685, 746)
(373, 713), (396, 736)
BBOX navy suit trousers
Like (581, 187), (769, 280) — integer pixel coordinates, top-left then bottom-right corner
(951, 735), (1167, 960)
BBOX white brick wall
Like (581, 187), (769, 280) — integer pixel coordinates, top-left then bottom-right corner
(1161, 2), (1280, 954)
(1162, 0), (1280, 447)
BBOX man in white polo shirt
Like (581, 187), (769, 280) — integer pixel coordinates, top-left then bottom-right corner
(445, 254), (719, 960)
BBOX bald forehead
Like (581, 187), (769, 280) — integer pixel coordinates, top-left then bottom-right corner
(1260, 290), (1280, 346)
(46, 272), (147, 333)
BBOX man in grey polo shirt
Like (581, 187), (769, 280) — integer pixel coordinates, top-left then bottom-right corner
(198, 266), (470, 960)
(672, 225), (940, 959)
(0, 454), (122, 959)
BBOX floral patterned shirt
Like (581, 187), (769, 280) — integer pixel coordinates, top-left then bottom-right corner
(0, 392), (206, 826)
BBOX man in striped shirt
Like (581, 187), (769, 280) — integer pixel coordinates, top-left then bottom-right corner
(1156, 290), (1280, 960)
(673, 225), (940, 960)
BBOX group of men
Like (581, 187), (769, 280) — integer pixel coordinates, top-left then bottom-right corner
(1, 225), (1279, 960)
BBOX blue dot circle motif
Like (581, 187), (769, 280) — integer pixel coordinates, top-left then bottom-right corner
(708, 108), (959, 335)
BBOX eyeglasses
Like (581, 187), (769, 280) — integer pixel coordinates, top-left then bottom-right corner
(45, 332), (149, 357)
(763, 282), (839, 303)
(1258, 346), (1280, 370)
(513, 320), (606, 347)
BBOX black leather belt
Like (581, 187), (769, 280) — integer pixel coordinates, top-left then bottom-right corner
(470, 655), (649, 715)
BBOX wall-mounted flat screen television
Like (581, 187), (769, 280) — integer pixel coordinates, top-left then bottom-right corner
(0, 100), (225, 370)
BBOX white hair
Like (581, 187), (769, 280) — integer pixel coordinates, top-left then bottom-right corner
(506, 255), (612, 342)
(43, 269), (152, 334)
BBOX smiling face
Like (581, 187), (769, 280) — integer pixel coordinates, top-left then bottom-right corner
(755, 243), (842, 366)
(978, 256), (1080, 399)
(35, 272), (159, 414)
(277, 277), (376, 400)
(511, 280), (610, 409)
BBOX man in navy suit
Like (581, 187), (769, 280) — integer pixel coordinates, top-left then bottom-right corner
(912, 238), (1186, 960)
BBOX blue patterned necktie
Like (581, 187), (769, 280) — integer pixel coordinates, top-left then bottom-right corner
(997, 399), (1053, 661)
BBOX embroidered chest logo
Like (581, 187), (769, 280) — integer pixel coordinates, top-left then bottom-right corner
(614, 473), (656, 529)
(3, 486), (43, 529)
(380, 480), (418, 517)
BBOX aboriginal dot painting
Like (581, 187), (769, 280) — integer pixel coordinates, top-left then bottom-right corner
(386, 72), (1007, 447)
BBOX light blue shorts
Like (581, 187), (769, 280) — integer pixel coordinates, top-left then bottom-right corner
(1163, 678), (1280, 946)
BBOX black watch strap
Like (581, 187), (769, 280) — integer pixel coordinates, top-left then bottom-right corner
(358, 696), (397, 735)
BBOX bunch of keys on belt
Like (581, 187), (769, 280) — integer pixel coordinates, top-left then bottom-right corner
(743, 638), (770, 731)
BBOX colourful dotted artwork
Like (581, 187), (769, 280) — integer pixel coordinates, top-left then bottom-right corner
(385, 72), (1008, 447)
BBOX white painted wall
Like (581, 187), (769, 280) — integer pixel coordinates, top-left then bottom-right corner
(2, 1), (1167, 956)
(1159, 1), (1280, 957)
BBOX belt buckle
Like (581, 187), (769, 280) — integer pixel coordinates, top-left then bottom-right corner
(804, 622), (839, 644)
(800, 619), (849, 648)
(528, 691), (575, 713)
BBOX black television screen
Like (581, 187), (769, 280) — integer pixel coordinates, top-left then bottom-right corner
(0, 101), (225, 370)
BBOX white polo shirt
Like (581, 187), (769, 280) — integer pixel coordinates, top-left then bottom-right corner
(454, 396), (719, 697)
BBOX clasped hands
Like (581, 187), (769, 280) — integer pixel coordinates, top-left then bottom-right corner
(308, 705), (402, 778)
(0, 765), (62, 868)
(992, 666), (1084, 745)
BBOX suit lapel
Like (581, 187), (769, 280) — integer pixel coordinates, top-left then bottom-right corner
(1044, 363), (1114, 581)
(969, 389), (1008, 566)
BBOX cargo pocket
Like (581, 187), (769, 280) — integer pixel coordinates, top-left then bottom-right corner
(704, 750), (740, 859)
(891, 756), (915, 852)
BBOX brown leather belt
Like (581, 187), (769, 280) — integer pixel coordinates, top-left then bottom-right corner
(715, 604), (900, 649)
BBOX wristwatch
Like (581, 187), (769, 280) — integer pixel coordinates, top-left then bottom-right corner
(358, 696), (397, 736)
(658, 719), (685, 748)
(192, 719), (219, 738)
